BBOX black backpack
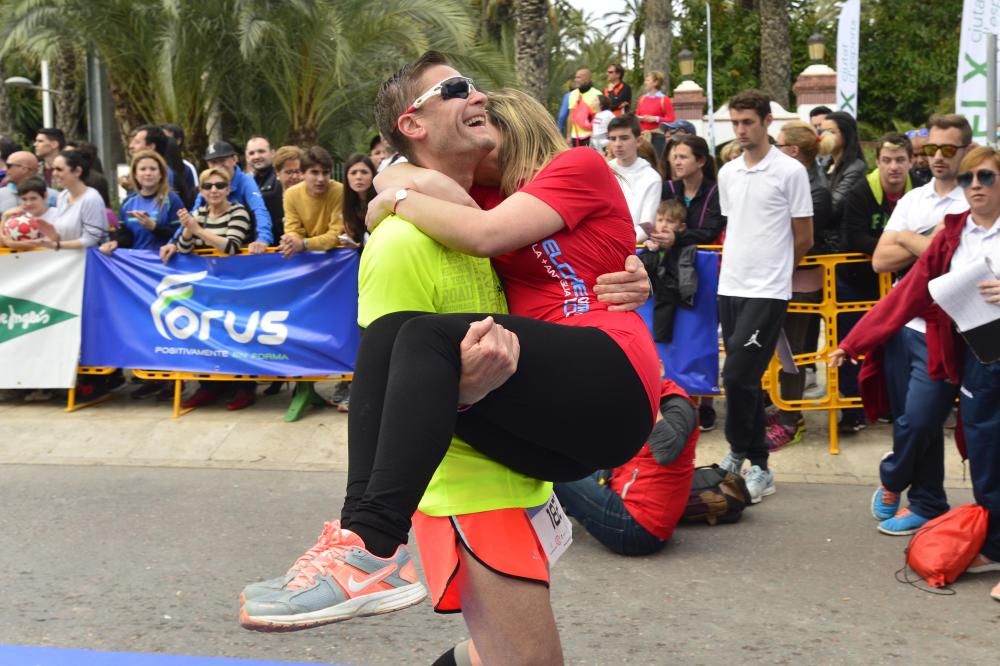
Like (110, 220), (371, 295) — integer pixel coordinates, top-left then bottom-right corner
(682, 464), (752, 525)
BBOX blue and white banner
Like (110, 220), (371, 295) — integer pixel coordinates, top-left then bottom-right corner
(638, 250), (720, 395)
(836, 0), (860, 117)
(80, 249), (360, 376)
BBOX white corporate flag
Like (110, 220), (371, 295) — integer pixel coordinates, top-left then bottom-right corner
(957, 0), (1000, 140)
(836, 0), (860, 117)
(0, 250), (86, 388)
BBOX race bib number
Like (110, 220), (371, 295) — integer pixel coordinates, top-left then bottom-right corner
(527, 493), (572, 567)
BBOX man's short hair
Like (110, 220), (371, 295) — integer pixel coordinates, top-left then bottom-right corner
(608, 63), (624, 78)
(369, 135), (384, 152)
(927, 113), (973, 146)
(809, 105), (832, 119)
(16, 175), (47, 199)
(0, 136), (20, 161)
(729, 90), (771, 121)
(876, 131), (912, 159)
(247, 134), (272, 149)
(135, 124), (168, 155)
(608, 114), (641, 137)
(37, 127), (66, 149)
(300, 146), (334, 172)
(273, 145), (303, 172)
(375, 51), (451, 161)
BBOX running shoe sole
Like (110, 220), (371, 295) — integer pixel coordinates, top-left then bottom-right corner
(239, 581), (427, 632)
(876, 523), (921, 536)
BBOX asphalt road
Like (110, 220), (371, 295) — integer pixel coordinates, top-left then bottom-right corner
(1, 465), (996, 665)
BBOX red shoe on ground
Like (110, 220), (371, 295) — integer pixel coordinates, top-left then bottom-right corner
(181, 388), (218, 410)
(226, 387), (257, 411)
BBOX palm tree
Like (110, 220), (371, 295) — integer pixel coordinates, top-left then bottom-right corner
(0, 0), (232, 151)
(233, 0), (509, 148)
(643, 0), (672, 87)
(604, 0), (645, 80)
(514, 0), (550, 101)
(759, 0), (791, 108)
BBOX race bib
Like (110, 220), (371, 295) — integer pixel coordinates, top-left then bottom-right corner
(527, 493), (572, 567)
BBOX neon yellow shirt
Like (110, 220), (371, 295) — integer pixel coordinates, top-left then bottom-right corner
(358, 215), (551, 516)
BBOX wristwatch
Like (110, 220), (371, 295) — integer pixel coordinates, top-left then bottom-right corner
(392, 188), (409, 216)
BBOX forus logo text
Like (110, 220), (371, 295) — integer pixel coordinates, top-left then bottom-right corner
(150, 272), (289, 345)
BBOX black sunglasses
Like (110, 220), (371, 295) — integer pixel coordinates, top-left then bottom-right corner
(201, 181), (228, 190)
(957, 169), (998, 189)
(922, 143), (968, 158)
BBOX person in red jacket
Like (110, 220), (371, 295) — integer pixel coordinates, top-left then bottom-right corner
(831, 145), (1000, 603)
(553, 377), (698, 556)
(634, 71), (676, 161)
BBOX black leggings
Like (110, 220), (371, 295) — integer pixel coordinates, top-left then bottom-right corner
(341, 311), (653, 555)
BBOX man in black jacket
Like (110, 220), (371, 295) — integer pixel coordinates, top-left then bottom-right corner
(245, 135), (285, 241)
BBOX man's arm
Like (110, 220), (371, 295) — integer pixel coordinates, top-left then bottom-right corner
(792, 216), (813, 266)
(594, 254), (651, 311)
(242, 176), (273, 245)
(872, 228), (938, 273)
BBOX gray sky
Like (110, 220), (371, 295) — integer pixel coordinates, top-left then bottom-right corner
(566, 0), (628, 32)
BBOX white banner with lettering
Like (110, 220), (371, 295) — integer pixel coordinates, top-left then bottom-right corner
(957, 0), (1000, 140)
(836, 0), (860, 117)
(0, 250), (85, 388)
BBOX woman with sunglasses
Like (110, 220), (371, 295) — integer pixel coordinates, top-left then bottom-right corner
(160, 167), (250, 262)
(831, 146), (1000, 602)
(163, 168), (255, 411)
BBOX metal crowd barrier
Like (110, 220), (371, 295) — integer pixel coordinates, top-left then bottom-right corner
(759, 253), (892, 455)
(8, 244), (894, 444)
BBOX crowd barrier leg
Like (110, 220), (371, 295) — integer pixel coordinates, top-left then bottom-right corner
(285, 383), (330, 423)
(65, 367), (117, 413)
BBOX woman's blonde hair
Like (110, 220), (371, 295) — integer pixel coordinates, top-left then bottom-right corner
(959, 145), (1000, 174)
(719, 140), (742, 163)
(129, 150), (170, 205)
(779, 120), (820, 166)
(486, 88), (567, 196)
(199, 167), (232, 187)
(647, 70), (665, 89)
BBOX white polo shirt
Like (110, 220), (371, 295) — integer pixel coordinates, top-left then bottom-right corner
(610, 157), (662, 243)
(950, 214), (1000, 271)
(885, 180), (968, 332)
(717, 146), (813, 300)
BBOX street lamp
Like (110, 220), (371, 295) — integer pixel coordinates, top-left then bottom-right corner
(678, 49), (695, 79)
(3, 66), (58, 127)
(808, 33), (826, 63)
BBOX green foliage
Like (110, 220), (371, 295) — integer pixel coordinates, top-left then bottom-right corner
(855, 0), (962, 129)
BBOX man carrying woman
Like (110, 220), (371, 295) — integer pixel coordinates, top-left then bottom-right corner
(240, 53), (657, 665)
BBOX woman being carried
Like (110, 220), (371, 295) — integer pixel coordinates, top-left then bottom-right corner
(240, 59), (658, 640)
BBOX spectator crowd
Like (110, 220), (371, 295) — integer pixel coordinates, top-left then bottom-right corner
(3, 56), (1000, 612)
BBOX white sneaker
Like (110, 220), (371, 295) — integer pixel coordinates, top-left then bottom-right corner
(719, 452), (746, 475)
(745, 465), (775, 504)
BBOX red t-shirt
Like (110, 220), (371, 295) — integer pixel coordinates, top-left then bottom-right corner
(477, 148), (660, 419)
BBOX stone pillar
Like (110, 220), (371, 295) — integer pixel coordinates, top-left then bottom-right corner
(672, 79), (707, 121)
(793, 63), (837, 120)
